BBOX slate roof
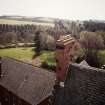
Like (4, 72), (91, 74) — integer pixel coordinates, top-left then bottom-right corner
(0, 57), (55, 105)
(56, 35), (75, 48)
(53, 63), (105, 105)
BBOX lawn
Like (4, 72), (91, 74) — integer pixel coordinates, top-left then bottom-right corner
(99, 50), (105, 64)
(0, 47), (56, 66)
(0, 47), (35, 60)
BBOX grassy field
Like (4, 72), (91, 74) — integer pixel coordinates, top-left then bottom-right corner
(40, 51), (56, 66)
(0, 19), (54, 27)
(0, 47), (56, 66)
(0, 47), (35, 60)
(99, 50), (105, 64)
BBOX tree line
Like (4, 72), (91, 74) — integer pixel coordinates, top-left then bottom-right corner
(0, 20), (105, 49)
(0, 20), (82, 45)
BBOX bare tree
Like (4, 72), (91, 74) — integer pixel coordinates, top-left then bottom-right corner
(80, 31), (104, 67)
(4, 32), (17, 45)
(46, 35), (56, 50)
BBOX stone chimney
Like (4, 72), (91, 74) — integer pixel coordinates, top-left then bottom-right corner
(55, 35), (76, 82)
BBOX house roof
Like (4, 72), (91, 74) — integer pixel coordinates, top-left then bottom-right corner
(0, 57), (55, 105)
(56, 35), (75, 48)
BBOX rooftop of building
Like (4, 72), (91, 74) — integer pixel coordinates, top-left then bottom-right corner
(0, 57), (55, 105)
(53, 63), (105, 105)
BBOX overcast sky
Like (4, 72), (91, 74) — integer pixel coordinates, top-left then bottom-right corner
(0, 0), (105, 20)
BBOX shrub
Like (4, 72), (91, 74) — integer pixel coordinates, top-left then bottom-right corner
(41, 61), (56, 71)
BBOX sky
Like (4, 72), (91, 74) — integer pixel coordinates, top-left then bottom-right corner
(0, 0), (105, 20)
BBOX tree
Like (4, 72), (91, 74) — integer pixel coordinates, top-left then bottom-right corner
(34, 30), (48, 57)
(96, 31), (105, 46)
(4, 32), (17, 45)
(39, 31), (48, 50)
(46, 35), (56, 50)
(80, 31), (104, 67)
(34, 31), (41, 56)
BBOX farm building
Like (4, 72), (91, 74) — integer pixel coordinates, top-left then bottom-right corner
(0, 57), (55, 105)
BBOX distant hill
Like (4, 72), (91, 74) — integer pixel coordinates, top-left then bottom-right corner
(0, 19), (54, 27)
(0, 15), (57, 27)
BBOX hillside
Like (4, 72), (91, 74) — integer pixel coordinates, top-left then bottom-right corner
(0, 15), (56, 23)
(0, 19), (54, 27)
(0, 16), (55, 27)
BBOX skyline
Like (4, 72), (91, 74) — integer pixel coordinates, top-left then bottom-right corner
(0, 0), (105, 20)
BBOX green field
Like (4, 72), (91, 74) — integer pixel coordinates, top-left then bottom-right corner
(40, 51), (56, 66)
(0, 47), (35, 60)
(99, 50), (105, 64)
(0, 47), (56, 66)
(0, 19), (54, 27)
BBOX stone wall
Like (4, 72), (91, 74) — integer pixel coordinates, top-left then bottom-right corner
(53, 63), (105, 105)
